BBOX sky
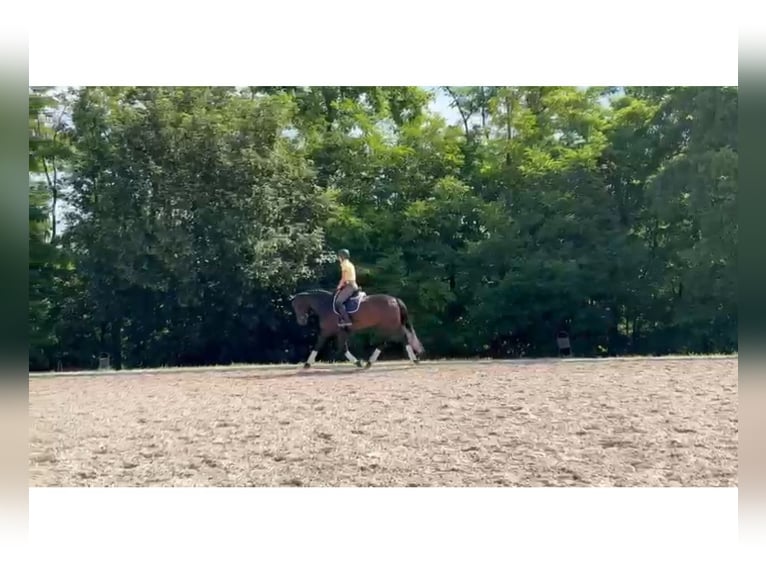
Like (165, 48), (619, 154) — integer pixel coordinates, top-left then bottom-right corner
(426, 87), (461, 124)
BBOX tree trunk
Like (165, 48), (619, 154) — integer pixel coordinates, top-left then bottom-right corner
(505, 93), (513, 166)
(631, 316), (640, 351)
(321, 88), (337, 133)
(111, 315), (123, 370)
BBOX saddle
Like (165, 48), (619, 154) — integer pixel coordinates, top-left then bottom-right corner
(333, 290), (367, 316)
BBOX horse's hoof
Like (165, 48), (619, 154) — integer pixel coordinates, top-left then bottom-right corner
(355, 360), (364, 368)
(364, 361), (372, 369)
(303, 363), (311, 369)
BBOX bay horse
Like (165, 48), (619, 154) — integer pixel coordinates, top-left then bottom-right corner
(289, 289), (424, 368)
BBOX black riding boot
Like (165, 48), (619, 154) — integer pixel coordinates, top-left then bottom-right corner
(338, 307), (352, 327)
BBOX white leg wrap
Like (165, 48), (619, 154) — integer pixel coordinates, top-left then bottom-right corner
(345, 350), (358, 363)
(405, 345), (417, 362)
(369, 348), (381, 364)
(306, 350), (318, 365)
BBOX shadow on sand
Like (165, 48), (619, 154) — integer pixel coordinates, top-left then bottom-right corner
(228, 363), (418, 381)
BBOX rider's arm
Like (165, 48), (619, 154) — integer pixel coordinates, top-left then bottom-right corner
(337, 262), (347, 290)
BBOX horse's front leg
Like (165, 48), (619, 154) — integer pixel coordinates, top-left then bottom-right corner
(303, 333), (327, 369)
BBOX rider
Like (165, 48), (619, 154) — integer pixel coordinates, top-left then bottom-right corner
(335, 248), (358, 327)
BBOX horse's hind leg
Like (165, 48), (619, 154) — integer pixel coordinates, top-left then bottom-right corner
(338, 331), (364, 368)
(405, 344), (419, 364)
(365, 343), (385, 369)
(400, 327), (420, 364)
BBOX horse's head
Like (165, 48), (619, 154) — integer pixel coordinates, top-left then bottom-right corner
(290, 293), (311, 326)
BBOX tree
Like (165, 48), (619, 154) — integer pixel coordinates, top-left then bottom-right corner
(64, 87), (331, 368)
(29, 88), (71, 369)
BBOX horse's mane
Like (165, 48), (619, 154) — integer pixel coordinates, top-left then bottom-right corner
(293, 289), (333, 298)
(290, 289), (334, 312)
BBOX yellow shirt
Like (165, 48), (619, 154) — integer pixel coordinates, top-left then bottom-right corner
(340, 259), (356, 283)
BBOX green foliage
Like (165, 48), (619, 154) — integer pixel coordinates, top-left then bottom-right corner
(28, 86), (738, 370)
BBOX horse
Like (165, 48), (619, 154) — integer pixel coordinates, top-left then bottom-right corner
(289, 289), (424, 369)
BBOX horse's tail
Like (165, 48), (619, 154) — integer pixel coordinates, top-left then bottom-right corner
(396, 298), (424, 355)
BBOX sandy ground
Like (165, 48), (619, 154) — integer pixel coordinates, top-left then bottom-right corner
(28, 357), (738, 487)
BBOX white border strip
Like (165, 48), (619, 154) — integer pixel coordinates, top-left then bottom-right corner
(29, 488), (737, 573)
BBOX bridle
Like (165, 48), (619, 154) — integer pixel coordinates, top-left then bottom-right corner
(290, 294), (310, 325)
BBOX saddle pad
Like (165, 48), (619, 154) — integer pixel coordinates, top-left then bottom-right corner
(333, 291), (367, 315)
